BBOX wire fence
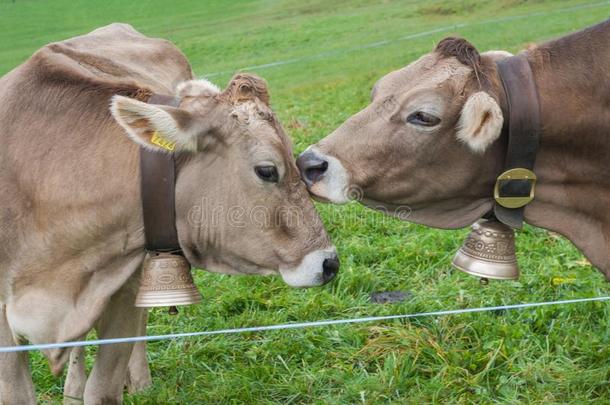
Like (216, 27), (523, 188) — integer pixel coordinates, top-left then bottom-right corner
(203, 0), (610, 77)
(2, 296), (609, 353)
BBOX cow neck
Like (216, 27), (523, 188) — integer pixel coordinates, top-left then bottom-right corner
(140, 94), (183, 253)
(491, 54), (541, 229)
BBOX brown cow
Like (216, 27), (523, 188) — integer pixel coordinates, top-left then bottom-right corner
(0, 24), (338, 404)
(298, 20), (610, 278)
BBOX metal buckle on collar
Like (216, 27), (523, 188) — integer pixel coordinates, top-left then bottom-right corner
(494, 168), (537, 209)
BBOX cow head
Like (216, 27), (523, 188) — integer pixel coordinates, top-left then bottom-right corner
(297, 38), (513, 229)
(110, 74), (339, 287)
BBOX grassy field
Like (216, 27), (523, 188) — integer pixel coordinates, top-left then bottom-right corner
(2, 0), (610, 403)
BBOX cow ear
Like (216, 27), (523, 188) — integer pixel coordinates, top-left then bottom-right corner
(176, 79), (220, 98)
(456, 91), (503, 153)
(481, 50), (513, 62)
(110, 95), (197, 152)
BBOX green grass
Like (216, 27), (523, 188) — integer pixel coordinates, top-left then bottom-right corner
(3, 0), (610, 403)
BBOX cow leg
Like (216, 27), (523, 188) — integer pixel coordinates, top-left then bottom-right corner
(125, 310), (152, 394)
(0, 304), (36, 405)
(83, 279), (144, 405)
(63, 346), (87, 405)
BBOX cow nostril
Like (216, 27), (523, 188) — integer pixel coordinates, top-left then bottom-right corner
(305, 161), (328, 183)
(297, 150), (329, 186)
(322, 256), (340, 283)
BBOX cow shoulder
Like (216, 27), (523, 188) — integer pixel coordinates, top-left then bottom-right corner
(28, 23), (193, 96)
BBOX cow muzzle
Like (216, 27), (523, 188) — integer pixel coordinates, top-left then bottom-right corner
(296, 147), (351, 204)
(279, 248), (340, 287)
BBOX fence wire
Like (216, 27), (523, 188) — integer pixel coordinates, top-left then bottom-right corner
(203, 1), (610, 77)
(2, 296), (609, 353)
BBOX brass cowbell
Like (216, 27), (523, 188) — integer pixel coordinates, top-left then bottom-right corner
(452, 218), (520, 281)
(135, 252), (202, 308)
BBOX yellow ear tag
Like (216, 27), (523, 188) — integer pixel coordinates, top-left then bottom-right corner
(150, 131), (176, 151)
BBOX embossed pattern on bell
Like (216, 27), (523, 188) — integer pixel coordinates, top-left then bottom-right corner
(452, 219), (520, 280)
(135, 252), (202, 307)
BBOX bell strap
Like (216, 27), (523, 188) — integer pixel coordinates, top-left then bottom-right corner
(140, 94), (182, 252)
(493, 54), (541, 229)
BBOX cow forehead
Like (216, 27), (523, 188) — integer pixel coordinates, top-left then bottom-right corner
(374, 53), (472, 98)
(231, 101), (295, 165)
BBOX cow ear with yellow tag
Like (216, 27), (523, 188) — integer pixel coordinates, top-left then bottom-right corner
(110, 95), (198, 152)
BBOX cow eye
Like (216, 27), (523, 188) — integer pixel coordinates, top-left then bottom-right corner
(255, 165), (279, 183)
(406, 111), (441, 127)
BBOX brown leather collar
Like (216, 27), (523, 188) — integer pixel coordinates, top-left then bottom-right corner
(140, 94), (183, 252)
(492, 54), (541, 229)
